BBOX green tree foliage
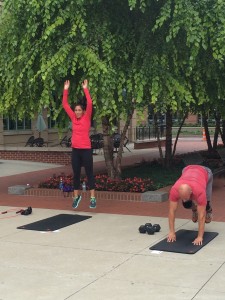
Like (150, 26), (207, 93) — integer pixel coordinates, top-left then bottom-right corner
(0, 0), (152, 177)
(0, 1), (106, 122)
(1, 0), (225, 168)
(145, 0), (225, 157)
(152, 0), (225, 113)
(0, 0), (147, 124)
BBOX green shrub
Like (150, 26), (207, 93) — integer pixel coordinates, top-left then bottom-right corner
(38, 159), (184, 193)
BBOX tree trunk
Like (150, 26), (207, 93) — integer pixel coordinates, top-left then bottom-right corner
(114, 102), (135, 178)
(154, 113), (164, 161)
(220, 120), (225, 147)
(165, 108), (173, 167)
(101, 116), (116, 178)
(172, 113), (188, 158)
(213, 112), (221, 150)
(202, 114), (213, 152)
(101, 101), (135, 179)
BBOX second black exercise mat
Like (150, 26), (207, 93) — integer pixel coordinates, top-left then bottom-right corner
(17, 214), (92, 231)
(150, 229), (218, 254)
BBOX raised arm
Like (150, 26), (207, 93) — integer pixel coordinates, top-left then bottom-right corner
(82, 79), (92, 118)
(62, 80), (74, 120)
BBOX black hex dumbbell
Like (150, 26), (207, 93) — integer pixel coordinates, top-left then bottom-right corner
(139, 223), (152, 234)
(138, 225), (147, 234)
(139, 223), (161, 235)
(152, 224), (161, 232)
(145, 223), (155, 235)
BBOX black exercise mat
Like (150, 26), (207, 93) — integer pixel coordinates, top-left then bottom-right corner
(17, 214), (92, 231)
(150, 229), (218, 254)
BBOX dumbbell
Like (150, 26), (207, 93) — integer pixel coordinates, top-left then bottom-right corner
(138, 225), (147, 234)
(152, 224), (161, 232)
(139, 223), (152, 234)
(139, 223), (155, 235)
(138, 223), (161, 235)
(145, 223), (155, 235)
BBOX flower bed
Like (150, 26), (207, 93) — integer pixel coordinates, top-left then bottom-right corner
(38, 173), (156, 193)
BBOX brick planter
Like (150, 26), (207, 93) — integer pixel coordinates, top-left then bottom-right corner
(25, 188), (143, 202)
(24, 188), (168, 202)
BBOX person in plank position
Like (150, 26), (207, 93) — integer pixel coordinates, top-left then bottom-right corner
(167, 165), (213, 246)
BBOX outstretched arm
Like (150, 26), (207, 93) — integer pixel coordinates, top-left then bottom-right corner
(167, 200), (178, 242)
(62, 80), (74, 120)
(82, 79), (92, 118)
(192, 205), (206, 246)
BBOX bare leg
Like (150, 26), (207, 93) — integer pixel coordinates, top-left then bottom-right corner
(90, 189), (95, 198)
(73, 190), (79, 197)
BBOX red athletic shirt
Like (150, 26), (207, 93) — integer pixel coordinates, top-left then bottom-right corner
(62, 88), (92, 149)
(169, 165), (208, 206)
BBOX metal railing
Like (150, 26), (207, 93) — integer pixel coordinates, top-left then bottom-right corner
(134, 126), (166, 141)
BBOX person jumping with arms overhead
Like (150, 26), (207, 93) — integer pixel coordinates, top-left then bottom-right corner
(62, 79), (96, 209)
(167, 165), (213, 246)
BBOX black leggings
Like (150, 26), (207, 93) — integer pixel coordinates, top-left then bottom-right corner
(71, 148), (95, 190)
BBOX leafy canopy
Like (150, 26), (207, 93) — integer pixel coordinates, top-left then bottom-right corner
(1, 0), (225, 124)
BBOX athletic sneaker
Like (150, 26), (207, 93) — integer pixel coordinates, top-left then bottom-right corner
(72, 195), (82, 209)
(205, 207), (213, 223)
(89, 197), (96, 209)
(192, 203), (198, 223)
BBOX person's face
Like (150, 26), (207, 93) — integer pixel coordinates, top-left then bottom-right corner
(74, 105), (84, 119)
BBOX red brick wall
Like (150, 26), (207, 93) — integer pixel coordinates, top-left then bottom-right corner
(25, 188), (143, 201)
(134, 140), (166, 149)
(0, 150), (71, 165)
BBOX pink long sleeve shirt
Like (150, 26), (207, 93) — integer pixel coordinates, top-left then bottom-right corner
(62, 88), (92, 149)
(169, 165), (209, 206)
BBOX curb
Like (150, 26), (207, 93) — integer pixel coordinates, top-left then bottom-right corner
(9, 188), (170, 203)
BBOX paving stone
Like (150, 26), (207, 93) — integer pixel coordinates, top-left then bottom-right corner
(8, 185), (31, 195)
(141, 191), (168, 202)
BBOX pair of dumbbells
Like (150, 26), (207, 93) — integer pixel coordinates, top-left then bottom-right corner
(139, 223), (161, 235)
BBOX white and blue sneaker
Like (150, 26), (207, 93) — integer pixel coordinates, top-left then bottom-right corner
(72, 195), (82, 209)
(89, 197), (96, 209)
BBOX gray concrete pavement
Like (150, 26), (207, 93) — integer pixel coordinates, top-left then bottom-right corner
(0, 207), (224, 300)
(0, 138), (224, 299)
(0, 160), (63, 177)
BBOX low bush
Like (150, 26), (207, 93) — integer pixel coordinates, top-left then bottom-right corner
(38, 158), (185, 193)
(38, 173), (156, 193)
